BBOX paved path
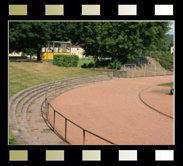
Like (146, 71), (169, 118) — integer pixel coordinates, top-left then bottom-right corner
(50, 76), (174, 145)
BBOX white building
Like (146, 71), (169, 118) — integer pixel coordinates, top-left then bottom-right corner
(171, 47), (174, 54)
(9, 51), (22, 56)
(70, 45), (85, 58)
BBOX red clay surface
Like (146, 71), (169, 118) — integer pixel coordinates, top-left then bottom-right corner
(140, 85), (173, 118)
(49, 76), (174, 145)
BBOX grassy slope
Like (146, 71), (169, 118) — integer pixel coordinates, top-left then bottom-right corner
(9, 61), (101, 98)
(9, 61), (102, 144)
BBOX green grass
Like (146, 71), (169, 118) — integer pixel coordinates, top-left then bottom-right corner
(9, 127), (21, 145)
(9, 61), (101, 98)
(77, 60), (94, 67)
(9, 61), (102, 144)
(158, 82), (173, 87)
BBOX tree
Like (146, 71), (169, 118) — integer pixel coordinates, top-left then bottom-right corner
(69, 22), (171, 63)
(168, 39), (174, 51)
(47, 22), (76, 41)
(9, 22), (171, 63)
(9, 22), (51, 60)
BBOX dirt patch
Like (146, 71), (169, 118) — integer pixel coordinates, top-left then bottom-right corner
(151, 89), (172, 95)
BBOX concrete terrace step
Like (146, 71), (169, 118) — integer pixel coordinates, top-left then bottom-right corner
(9, 74), (112, 145)
(26, 95), (68, 145)
(124, 56), (167, 72)
(9, 79), (73, 145)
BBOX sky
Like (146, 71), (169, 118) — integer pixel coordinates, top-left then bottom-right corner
(166, 21), (174, 35)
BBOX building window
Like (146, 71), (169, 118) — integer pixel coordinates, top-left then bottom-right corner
(77, 48), (80, 50)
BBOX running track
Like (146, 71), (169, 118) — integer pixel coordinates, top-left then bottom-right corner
(49, 76), (174, 145)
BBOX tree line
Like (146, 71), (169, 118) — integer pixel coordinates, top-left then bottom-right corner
(9, 22), (173, 63)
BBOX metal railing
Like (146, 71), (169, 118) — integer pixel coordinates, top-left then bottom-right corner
(41, 74), (116, 145)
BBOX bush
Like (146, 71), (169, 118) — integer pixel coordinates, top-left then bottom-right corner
(53, 55), (79, 67)
(94, 60), (111, 68)
(21, 52), (26, 57)
(107, 59), (122, 69)
(81, 62), (95, 68)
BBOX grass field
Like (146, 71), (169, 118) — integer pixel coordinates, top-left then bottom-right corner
(77, 60), (94, 67)
(158, 82), (173, 87)
(9, 61), (102, 144)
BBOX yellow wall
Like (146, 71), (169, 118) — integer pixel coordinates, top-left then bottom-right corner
(41, 53), (71, 60)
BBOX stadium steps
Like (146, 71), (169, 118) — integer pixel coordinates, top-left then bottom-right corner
(9, 79), (71, 145)
(123, 56), (173, 78)
(9, 75), (113, 145)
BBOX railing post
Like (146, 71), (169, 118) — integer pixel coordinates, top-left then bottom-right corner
(47, 103), (49, 120)
(45, 92), (47, 112)
(126, 68), (128, 78)
(65, 118), (67, 141)
(83, 129), (85, 145)
(53, 110), (55, 131)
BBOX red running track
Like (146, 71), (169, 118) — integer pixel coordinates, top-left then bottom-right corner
(49, 76), (174, 145)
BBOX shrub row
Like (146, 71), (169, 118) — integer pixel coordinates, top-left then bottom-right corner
(53, 55), (79, 67)
(81, 59), (122, 69)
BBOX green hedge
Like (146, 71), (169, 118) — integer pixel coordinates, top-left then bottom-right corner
(53, 55), (79, 67)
